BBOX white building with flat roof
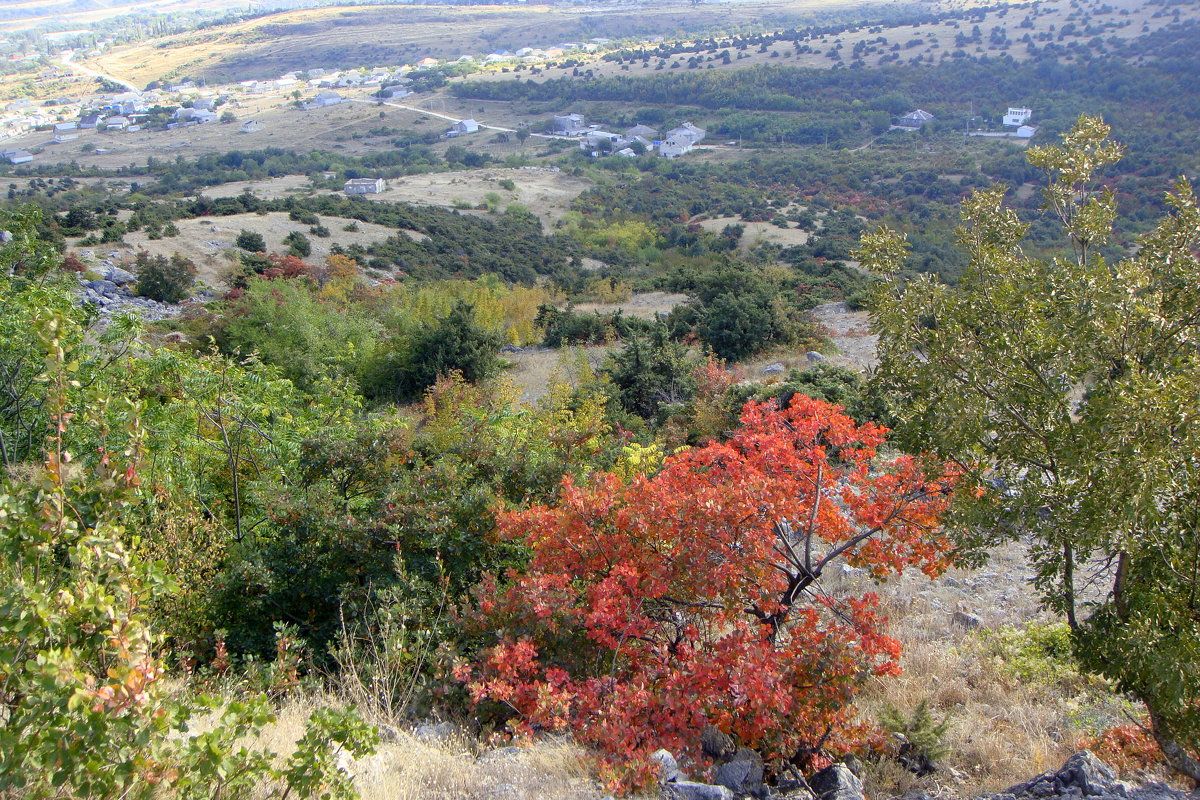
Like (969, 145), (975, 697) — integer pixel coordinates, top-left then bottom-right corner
(1004, 107), (1033, 126)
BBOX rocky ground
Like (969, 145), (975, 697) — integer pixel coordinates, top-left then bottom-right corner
(74, 256), (195, 322)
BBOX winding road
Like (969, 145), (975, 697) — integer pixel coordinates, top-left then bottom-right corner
(56, 50), (142, 95)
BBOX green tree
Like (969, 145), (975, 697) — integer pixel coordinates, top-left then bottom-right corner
(0, 207), (84, 469)
(214, 278), (380, 391)
(863, 115), (1200, 781)
(605, 325), (696, 420)
(697, 291), (774, 360)
(361, 301), (501, 402)
(235, 230), (266, 253)
(284, 230), (312, 257)
(0, 303), (378, 799)
(135, 251), (196, 303)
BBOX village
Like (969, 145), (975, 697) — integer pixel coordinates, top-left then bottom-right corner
(0, 9), (1058, 173)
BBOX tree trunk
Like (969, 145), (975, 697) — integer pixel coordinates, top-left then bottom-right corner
(1147, 703), (1200, 786)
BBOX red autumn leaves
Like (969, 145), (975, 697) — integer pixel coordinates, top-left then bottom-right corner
(460, 396), (957, 789)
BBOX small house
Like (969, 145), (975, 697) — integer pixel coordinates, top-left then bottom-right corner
(311, 90), (344, 108)
(895, 109), (935, 128)
(625, 123), (658, 139)
(53, 121), (77, 133)
(1015, 124), (1038, 139)
(2, 148), (32, 164)
(79, 113), (100, 129)
(665, 122), (705, 143)
(240, 119), (262, 133)
(1003, 107), (1033, 127)
(552, 113), (586, 136)
(344, 177), (386, 195)
(582, 130), (621, 149)
(451, 118), (480, 135)
(658, 135), (696, 158)
(103, 116), (129, 130)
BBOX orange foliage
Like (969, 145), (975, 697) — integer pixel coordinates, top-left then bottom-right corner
(461, 397), (957, 791)
(1081, 724), (1165, 775)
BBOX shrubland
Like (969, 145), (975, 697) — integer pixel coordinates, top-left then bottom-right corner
(2, 98), (1200, 800)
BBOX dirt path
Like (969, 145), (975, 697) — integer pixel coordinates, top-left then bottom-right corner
(810, 301), (878, 372)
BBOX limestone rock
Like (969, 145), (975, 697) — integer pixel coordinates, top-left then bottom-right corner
(808, 764), (864, 800)
(701, 726), (737, 760)
(666, 781), (734, 800)
(652, 748), (685, 783)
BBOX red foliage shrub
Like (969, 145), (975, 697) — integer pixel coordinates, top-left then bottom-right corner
(460, 396), (957, 791)
(1081, 723), (1165, 775)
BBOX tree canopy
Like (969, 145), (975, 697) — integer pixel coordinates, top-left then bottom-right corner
(864, 115), (1200, 781)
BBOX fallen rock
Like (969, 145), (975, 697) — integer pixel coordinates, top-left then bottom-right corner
(762, 362), (785, 375)
(953, 610), (984, 630)
(980, 751), (1192, 800)
(701, 726), (737, 760)
(808, 764), (864, 800)
(666, 780), (734, 800)
(806, 351), (826, 363)
(714, 748), (764, 795)
(652, 748), (685, 783)
(106, 266), (137, 285)
(86, 279), (118, 295)
(413, 721), (454, 744)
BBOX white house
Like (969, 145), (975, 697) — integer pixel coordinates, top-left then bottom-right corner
(53, 132), (78, 144)
(310, 90), (344, 108)
(240, 119), (262, 133)
(552, 113), (586, 136)
(658, 135), (696, 158)
(582, 130), (621, 149)
(658, 122), (706, 157)
(666, 122), (706, 143)
(895, 109), (935, 128)
(626, 123), (658, 139)
(450, 118), (479, 135)
(1003, 107), (1033, 127)
(102, 116), (130, 130)
(1, 148), (32, 164)
(344, 178), (386, 194)
(1015, 124), (1038, 139)
(172, 108), (217, 124)
(53, 121), (77, 133)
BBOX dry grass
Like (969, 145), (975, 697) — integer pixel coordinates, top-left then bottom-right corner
(190, 692), (606, 800)
(694, 216), (812, 251)
(842, 540), (1138, 797)
(67, 210), (401, 287)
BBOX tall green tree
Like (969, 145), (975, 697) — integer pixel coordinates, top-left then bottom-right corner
(863, 115), (1200, 781)
(362, 300), (501, 402)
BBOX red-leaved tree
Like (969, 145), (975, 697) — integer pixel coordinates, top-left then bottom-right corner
(459, 396), (958, 790)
